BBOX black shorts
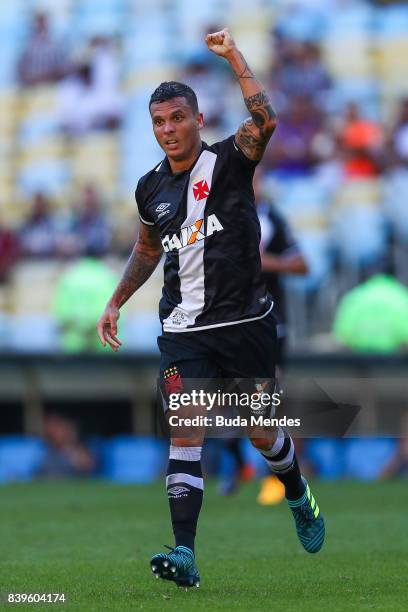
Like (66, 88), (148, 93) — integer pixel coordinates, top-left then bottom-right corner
(158, 312), (277, 408)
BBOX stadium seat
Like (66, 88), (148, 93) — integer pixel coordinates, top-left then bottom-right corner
(0, 436), (46, 482)
(0, 311), (9, 349)
(323, 36), (373, 80)
(332, 206), (386, 267)
(384, 169), (408, 241)
(102, 436), (168, 483)
(9, 314), (59, 352)
(273, 1), (326, 42)
(121, 313), (161, 353)
(72, 0), (127, 38)
(375, 5), (408, 37)
(332, 80), (380, 120)
(17, 160), (71, 198)
(331, 179), (386, 267)
(326, 2), (373, 36)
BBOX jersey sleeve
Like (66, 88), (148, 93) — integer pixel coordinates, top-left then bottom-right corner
(135, 179), (155, 226)
(266, 209), (300, 256)
(231, 136), (260, 169)
(214, 135), (260, 172)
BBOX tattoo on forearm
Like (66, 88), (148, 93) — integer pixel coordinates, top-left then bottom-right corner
(236, 51), (255, 80)
(113, 237), (162, 308)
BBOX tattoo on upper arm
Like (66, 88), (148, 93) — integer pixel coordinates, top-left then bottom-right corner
(236, 90), (277, 160)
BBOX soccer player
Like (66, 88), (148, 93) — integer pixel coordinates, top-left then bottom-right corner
(255, 167), (309, 504)
(97, 28), (325, 588)
(219, 167), (309, 500)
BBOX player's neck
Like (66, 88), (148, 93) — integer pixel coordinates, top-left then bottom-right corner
(167, 140), (202, 174)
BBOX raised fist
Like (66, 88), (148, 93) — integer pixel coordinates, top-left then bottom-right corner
(205, 28), (236, 58)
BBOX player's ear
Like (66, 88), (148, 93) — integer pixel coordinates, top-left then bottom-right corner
(196, 112), (204, 130)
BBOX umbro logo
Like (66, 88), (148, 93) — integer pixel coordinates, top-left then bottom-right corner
(168, 485), (189, 496)
(156, 202), (171, 212)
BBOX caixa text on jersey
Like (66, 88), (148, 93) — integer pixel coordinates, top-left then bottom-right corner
(161, 214), (224, 252)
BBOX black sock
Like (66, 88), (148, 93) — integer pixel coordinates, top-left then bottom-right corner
(260, 428), (306, 500)
(166, 457), (203, 553)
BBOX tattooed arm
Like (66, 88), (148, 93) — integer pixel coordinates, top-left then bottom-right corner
(205, 28), (277, 161)
(97, 223), (163, 351)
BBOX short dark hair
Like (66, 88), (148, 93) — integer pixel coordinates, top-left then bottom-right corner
(149, 81), (199, 114)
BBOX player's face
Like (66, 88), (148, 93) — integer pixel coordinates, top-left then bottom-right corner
(150, 97), (203, 161)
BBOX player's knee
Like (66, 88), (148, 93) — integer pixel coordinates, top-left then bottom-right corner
(249, 436), (274, 451)
(171, 437), (204, 447)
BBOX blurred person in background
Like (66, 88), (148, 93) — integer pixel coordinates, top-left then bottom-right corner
(180, 52), (227, 130)
(333, 274), (408, 353)
(219, 167), (309, 499)
(270, 38), (332, 112)
(54, 257), (117, 352)
(256, 166), (309, 503)
(17, 12), (69, 87)
(59, 184), (112, 257)
(89, 36), (122, 94)
(263, 94), (324, 176)
(0, 223), (20, 283)
(58, 40), (123, 136)
(337, 102), (384, 178)
(37, 413), (95, 479)
(19, 192), (58, 258)
(389, 97), (408, 168)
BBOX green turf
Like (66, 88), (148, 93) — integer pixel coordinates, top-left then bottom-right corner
(0, 480), (407, 611)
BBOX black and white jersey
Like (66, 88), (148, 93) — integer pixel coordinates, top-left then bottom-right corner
(258, 202), (300, 324)
(135, 136), (273, 333)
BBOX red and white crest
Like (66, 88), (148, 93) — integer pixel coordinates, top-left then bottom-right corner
(193, 180), (210, 201)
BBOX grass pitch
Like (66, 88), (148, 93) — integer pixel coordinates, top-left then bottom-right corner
(1, 480), (407, 611)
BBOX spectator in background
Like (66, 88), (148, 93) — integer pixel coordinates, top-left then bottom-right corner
(333, 274), (408, 353)
(37, 413), (95, 479)
(219, 167), (309, 499)
(180, 52), (227, 130)
(57, 185), (111, 258)
(19, 192), (57, 257)
(337, 102), (384, 178)
(58, 39), (123, 135)
(0, 223), (20, 283)
(270, 39), (332, 112)
(53, 257), (117, 352)
(389, 97), (408, 168)
(263, 94), (324, 176)
(17, 12), (69, 87)
(89, 36), (122, 96)
(71, 185), (112, 257)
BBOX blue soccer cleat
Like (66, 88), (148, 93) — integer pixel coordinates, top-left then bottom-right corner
(150, 545), (200, 588)
(288, 477), (325, 553)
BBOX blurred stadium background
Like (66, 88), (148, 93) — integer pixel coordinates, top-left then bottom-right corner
(1, 0), (408, 486)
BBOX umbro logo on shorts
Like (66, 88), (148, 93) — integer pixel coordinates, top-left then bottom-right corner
(161, 213), (224, 252)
